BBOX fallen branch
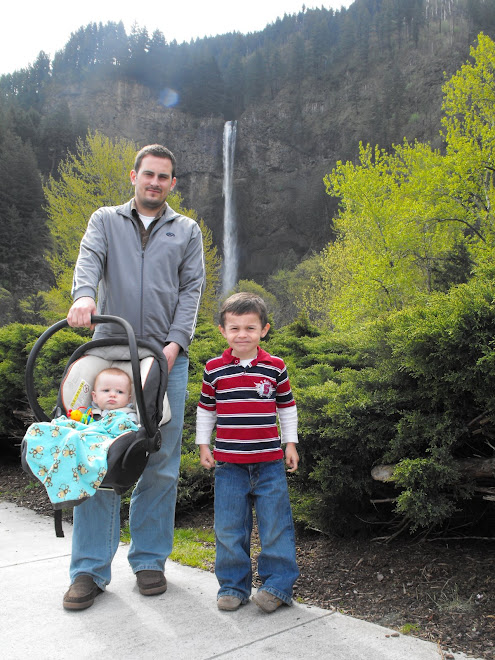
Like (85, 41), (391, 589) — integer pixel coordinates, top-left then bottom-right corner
(372, 457), (495, 482)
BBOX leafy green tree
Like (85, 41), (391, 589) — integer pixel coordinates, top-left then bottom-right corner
(317, 34), (495, 330)
(267, 254), (329, 327)
(440, 32), (495, 268)
(320, 141), (465, 328)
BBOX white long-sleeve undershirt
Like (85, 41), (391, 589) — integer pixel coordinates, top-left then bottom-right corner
(195, 404), (298, 445)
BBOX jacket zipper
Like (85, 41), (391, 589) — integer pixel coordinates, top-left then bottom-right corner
(140, 248), (145, 337)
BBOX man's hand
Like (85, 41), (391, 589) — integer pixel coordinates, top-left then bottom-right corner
(199, 444), (215, 469)
(163, 342), (180, 373)
(67, 297), (97, 329)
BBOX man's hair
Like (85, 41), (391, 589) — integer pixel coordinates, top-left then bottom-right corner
(219, 292), (269, 328)
(94, 367), (132, 393)
(134, 144), (177, 178)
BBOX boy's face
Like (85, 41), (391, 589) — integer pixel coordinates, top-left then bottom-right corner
(92, 373), (132, 410)
(219, 312), (270, 360)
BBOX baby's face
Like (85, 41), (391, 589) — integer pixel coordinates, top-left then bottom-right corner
(92, 373), (131, 410)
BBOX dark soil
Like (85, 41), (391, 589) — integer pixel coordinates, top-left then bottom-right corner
(2, 459), (494, 660)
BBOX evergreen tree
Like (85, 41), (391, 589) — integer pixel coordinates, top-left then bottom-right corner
(0, 129), (51, 320)
(38, 101), (77, 176)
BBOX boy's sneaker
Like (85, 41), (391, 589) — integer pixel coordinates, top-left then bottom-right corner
(217, 595), (242, 611)
(252, 590), (284, 613)
(63, 574), (103, 610)
(136, 570), (167, 595)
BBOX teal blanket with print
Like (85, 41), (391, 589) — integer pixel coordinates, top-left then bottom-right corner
(24, 411), (138, 504)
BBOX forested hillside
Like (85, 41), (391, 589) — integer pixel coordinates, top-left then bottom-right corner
(1, 0), (495, 321)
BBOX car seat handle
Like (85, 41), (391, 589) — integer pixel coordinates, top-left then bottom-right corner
(25, 315), (155, 437)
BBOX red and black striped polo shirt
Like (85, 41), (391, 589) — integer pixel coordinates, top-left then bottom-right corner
(198, 347), (296, 463)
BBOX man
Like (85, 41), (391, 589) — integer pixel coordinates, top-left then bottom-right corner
(63, 144), (205, 610)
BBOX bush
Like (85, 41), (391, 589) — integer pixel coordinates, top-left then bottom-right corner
(176, 451), (214, 514)
(0, 323), (87, 454)
(247, 278), (495, 535)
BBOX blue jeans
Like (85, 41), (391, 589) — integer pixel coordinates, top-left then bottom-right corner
(214, 460), (299, 605)
(70, 353), (189, 589)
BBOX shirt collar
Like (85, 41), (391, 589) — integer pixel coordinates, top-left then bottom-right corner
(221, 346), (273, 367)
(131, 198), (168, 221)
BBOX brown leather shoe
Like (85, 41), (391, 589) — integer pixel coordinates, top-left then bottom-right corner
(252, 590), (284, 613)
(63, 574), (103, 610)
(217, 595), (242, 611)
(136, 570), (167, 596)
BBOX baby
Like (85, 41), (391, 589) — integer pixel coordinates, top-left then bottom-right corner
(91, 367), (137, 422)
(23, 368), (139, 505)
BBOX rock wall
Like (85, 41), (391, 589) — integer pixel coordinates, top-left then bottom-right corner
(57, 79), (335, 283)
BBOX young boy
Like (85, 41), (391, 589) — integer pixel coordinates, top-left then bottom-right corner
(196, 292), (299, 613)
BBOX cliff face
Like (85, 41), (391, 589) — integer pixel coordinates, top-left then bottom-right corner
(55, 78), (335, 282)
(55, 20), (457, 284)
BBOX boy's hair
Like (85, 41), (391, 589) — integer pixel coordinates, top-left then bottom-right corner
(134, 144), (176, 178)
(219, 292), (269, 328)
(94, 367), (132, 393)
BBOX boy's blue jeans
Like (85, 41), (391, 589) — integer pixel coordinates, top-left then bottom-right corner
(69, 353), (189, 589)
(214, 459), (299, 605)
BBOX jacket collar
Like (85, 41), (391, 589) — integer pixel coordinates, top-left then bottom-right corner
(118, 199), (180, 224)
(221, 346), (273, 367)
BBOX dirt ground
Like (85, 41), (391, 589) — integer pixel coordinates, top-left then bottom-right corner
(1, 459), (494, 660)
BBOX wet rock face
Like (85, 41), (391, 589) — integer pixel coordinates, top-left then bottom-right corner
(53, 79), (335, 282)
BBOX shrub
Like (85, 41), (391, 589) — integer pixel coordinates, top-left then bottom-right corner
(0, 323), (87, 453)
(262, 278), (495, 535)
(177, 451), (214, 513)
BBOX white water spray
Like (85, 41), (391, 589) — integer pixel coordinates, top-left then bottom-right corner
(222, 120), (238, 295)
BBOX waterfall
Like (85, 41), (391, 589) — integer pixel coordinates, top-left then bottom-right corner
(222, 120), (238, 295)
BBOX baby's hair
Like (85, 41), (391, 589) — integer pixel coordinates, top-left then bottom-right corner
(94, 367), (132, 393)
(219, 292), (269, 328)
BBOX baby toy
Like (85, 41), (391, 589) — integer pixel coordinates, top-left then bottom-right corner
(67, 407), (94, 424)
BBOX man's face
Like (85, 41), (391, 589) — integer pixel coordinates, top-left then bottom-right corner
(130, 154), (176, 213)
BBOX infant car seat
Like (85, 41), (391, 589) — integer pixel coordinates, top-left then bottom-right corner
(22, 315), (169, 536)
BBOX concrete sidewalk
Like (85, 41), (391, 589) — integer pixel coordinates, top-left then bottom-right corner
(0, 501), (478, 660)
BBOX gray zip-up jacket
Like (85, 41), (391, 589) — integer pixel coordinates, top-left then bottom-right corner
(72, 200), (205, 352)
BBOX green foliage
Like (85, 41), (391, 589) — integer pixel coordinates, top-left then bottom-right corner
(317, 34), (495, 331)
(275, 275), (495, 534)
(266, 255), (329, 327)
(197, 220), (221, 321)
(393, 457), (462, 531)
(0, 323), (87, 450)
(176, 451), (214, 513)
(169, 527), (216, 570)
(0, 125), (52, 322)
(43, 131), (136, 318)
(440, 33), (495, 269)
